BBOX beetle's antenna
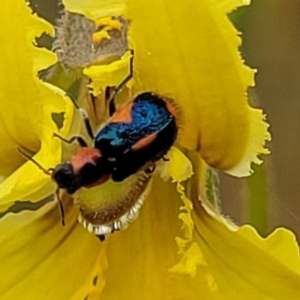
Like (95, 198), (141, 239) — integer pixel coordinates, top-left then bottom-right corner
(55, 188), (65, 226)
(17, 147), (53, 176)
(18, 147), (66, 226)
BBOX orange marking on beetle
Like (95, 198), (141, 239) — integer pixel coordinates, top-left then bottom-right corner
(110, 101), (134, 123)
(71, 147), (102, 173)
(131, 133), (158, 151)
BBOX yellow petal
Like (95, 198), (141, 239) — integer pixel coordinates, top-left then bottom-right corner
(93, 171), (300, 299)
(192, 202), (300, 299)
(99, 177), (211, 299)
(125, 0), (270, 176)
(64, 0), (270, 176)
(167, 147), (194, 183)
(0, 1), (74, 209)
(83, 50), (133, 96)
(0, 199), (106, 299)
(0, 0), (70, 177)
(212, 0), (251, 12)
(0, 90), (74, 211)
(63, 0), (125, 20)
(175, 152), (300, 299)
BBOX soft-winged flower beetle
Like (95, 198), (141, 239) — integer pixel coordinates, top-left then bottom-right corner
(18, 50), (179, 237)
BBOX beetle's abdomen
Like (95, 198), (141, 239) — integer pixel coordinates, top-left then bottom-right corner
(95, 92), (177, 156)
(93, 92), (178, 181)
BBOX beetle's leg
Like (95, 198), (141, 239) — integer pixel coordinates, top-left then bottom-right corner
(66, 93), (94, 140)
(55, 188), (65, 226)
(107, 49), (134, 116)
(104, 86), (116, 117)
(53, 133), (88, 147)
(145, 164), (156, 175)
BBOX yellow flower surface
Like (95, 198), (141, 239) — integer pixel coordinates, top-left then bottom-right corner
(64, 0), (125, 20)
(0, 1), (105, 298)
(0, 1), (74, 210)
(0, 0), (299, 300)
(123, 0), (270, 177)
(66, 0), (270, 177)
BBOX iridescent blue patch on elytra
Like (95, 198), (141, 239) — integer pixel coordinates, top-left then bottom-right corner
(95, 93), (174, 151)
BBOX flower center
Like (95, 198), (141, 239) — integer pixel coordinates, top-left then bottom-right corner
(74, 171), (151, 238)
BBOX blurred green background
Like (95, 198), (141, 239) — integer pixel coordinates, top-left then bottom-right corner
(222, 0), (300, 239)
(31, 0), (300, 239)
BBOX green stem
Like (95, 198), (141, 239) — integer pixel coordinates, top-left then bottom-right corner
(247, 164), (269, 236)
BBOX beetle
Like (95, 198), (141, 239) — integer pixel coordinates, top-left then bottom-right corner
(18, 50), (179, 231)
(50, 91), (178, 192)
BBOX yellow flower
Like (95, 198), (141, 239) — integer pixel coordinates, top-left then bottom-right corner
(0, 1), (300, 300)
